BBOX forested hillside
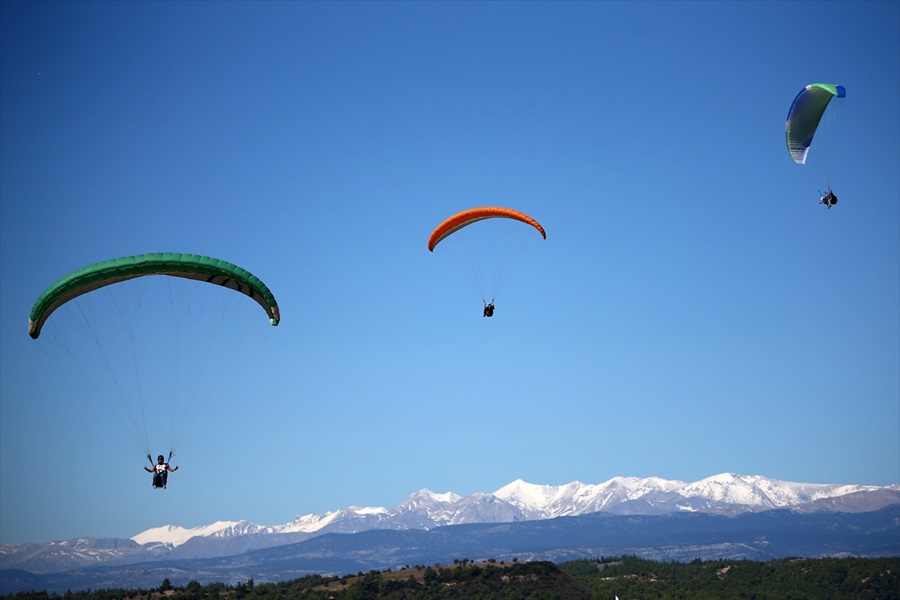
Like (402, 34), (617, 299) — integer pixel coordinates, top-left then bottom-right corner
(7, 556), (898, 599)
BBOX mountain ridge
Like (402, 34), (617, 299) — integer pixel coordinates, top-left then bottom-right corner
(201, 472), (892, 544)
(2, 473), (897, 576)
(2, 506), (898, 595)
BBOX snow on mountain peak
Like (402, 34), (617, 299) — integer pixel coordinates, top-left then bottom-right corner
(131, 525), (190, 547)
(396, 489), (463, 515)
(406, 489), (462, 504)
(130, 520), (273, 547)
(127, 474), (897, 549)
(493, 476), (695, 517)
(678, 473), (877, 508)
(279, 511), (341, 533)
(420, 489), (462, 503)
(493, 479), (562, 514)
(349, 506), (389, 516)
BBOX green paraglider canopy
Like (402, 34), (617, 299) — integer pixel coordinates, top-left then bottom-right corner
(29, 252), (280, 339)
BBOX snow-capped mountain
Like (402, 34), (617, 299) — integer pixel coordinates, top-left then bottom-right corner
(2, 473), (896, 574)
(677, 473), (868, 508)
(130, 473), (894, 547)
(132, 520), (276, 549)
(278, 506), (391, 534)
(493, 476), (687, 518)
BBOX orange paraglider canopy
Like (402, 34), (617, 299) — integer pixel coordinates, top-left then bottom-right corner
(428, 207), (546, 252)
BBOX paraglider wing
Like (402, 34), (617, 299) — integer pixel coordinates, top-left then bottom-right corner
(428, 207), (546, 252)
(28, 252), (280, 339)
(785, 83), (846, 164)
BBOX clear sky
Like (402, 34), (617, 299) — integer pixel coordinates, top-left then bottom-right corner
(1, 1), (898, 545)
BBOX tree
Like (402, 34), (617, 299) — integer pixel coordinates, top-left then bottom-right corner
(183, 580), (202, 600)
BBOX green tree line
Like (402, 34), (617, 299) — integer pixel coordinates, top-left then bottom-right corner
(6, 556), (899, 600)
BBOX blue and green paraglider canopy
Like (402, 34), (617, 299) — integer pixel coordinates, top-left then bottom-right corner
(785, 83), (845, 165)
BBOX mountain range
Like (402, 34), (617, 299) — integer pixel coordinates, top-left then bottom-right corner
(2, 473), (898, 594)
(128, 472), (896, 545)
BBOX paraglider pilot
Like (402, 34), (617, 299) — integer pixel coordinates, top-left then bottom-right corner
(820, 188), (838, 209)
(145, 454), (178, 489)
(483, 301), (495, 318)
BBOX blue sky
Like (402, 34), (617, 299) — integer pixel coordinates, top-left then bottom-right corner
(1, 1), (898, 545)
